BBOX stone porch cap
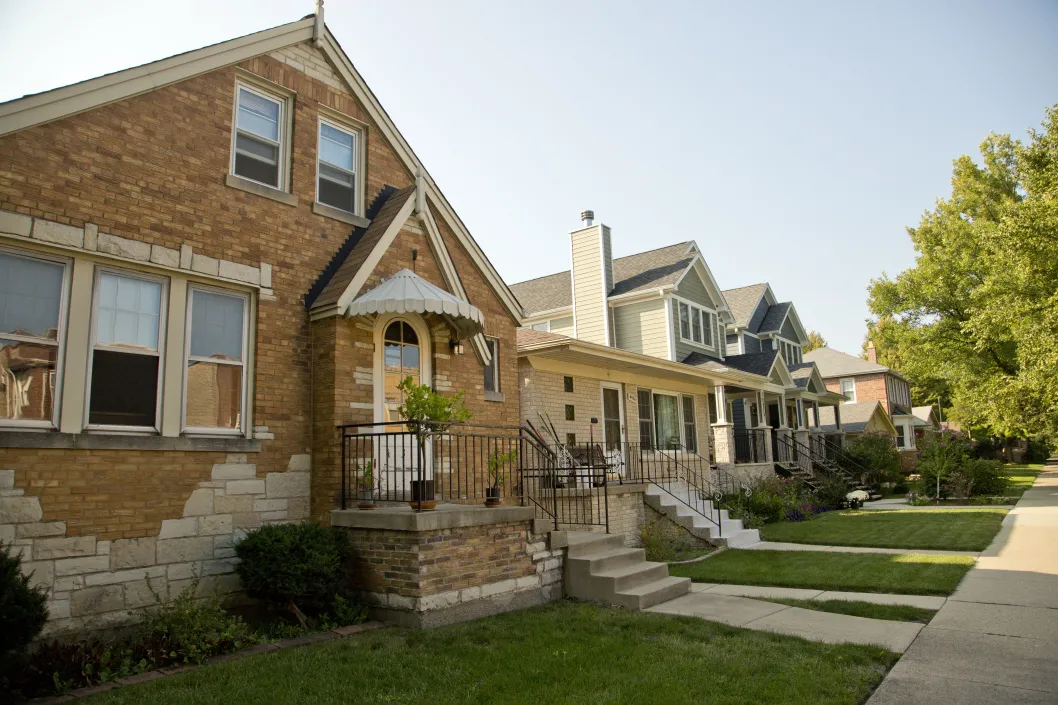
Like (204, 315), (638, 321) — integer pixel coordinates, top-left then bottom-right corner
(331, 503), (535, 532)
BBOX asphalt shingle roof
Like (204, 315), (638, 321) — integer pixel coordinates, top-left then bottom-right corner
(510, 241), (695, 316)
(802, 346), (890, 378)
(720, 283), (769, 329)
(817, 401), (887, 434)
(516, 328), (572, 349)
(787, 361), (817, 389)
(682, 350), (779, 378)
(758, 302), (791, 333)
(309, 185), (417, 310)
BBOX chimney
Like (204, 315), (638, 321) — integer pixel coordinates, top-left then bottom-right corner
(570, 210), (613, 346)
(865, 341), (877, 363)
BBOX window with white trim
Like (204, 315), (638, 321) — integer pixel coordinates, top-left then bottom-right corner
(87, 269), (167, 430)
(0, 248), (69, 427)
(895, 423), (906, 448)
(184, 287), (248, 434)
(483, 338), (500, 393)
(840, 377), (856, 402)
(677, 301), (715, 348)
(316, 118), (360, 213)
(681, 394), (697, 453)
(529, 321), (549, 332)
(231, 84), (286, 189)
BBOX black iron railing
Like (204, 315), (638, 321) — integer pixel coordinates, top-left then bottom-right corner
(734, 429), (768, 464)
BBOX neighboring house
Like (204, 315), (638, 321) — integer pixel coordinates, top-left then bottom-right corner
(511, 213), (847, 479)
(722, 283), (808, 364)
(0, 12), (534, 633)
(818, 401), (898, 438)
(803, 344), (927, 467)
(912, 405), (941, 433)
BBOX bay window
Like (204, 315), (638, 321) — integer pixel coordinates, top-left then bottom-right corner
(87, 269), (166, 430)
(184, 287), (248, 434)
(0, 248), (69, 427)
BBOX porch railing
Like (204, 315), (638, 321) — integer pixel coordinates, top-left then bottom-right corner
(733, 429), (768, 464)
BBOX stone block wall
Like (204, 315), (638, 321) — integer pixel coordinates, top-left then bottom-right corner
(717, 462), (774, 485)
(552, 484), (647, 547)
(0, 456), (309, 636)
(336, 515), (562, 627)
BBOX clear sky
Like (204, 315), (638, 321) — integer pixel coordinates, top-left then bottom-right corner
(2, 1), (1056, 355)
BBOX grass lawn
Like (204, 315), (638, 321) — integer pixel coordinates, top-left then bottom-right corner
(759, 508), (1007, 551)
(83, 602), (897, 705)
(1004, 463), (1043, 499)
(761, 598), (937, 623)
(670, 549), (975, 596)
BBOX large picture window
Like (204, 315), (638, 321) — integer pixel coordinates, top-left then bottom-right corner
(87, 269), (166, 430)
(232, 84), (286, 189)
(184, 287), (248, 433)
(0, 249), (69, 427)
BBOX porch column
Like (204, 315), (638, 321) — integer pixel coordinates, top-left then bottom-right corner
(711, 385), (735, 464)
(833, 404), (846, 448)
(795, 399), (804, 430)
(778, 393), (787, 428)
(756, 391), (767, 427)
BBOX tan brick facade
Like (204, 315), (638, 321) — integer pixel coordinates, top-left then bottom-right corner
(0, 40), (519, 633)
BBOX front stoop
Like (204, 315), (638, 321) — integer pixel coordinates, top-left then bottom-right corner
(643, 484), (761, 548)
(564, 532), (691, 610)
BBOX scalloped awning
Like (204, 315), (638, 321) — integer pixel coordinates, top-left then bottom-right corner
(345, 268), (484, 339)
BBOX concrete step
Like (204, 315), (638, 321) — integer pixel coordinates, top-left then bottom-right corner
(576, 546), (646, 573)
(614, 576), (692, 610)
(593, 560), (670, 592)
(566, 532), (625, 558)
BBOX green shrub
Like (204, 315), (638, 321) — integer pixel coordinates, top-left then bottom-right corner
(726, 476), (811, 526)
(844, 432), (901, 487)
(639, 520), (705, 562)
(812, 475), (851, 511)
(964, 458), (1008, 496)
(235, 523), (351, 625)
(916, 431), (1006, 499)
(0, 543), (49, 681)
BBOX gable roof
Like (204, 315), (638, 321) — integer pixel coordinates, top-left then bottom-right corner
(510, 241), (703, 317)
(0, 14), (524, 323)
(803, 346), (890, 377)
(912, 405), (939, 426)
(818, 401), (897, 435)
(720, 283), (770, 329)
(758, 302), (791, 333)
(309, 185), (415, 310)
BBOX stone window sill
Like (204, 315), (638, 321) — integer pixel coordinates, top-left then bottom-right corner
(0, 430), (262, 452)
(225, 174), (298, 207)
(312, 201), (371, 228)
(484, 390), (505, 403)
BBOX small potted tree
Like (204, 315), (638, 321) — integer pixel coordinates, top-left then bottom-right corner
(396, 376), (471, 511)
(357, 459), (377, 510)
(486, 448), (518, 507)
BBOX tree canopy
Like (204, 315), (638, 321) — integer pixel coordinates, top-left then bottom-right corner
(867, 105), (1058, 444)
(803, 330), (827, 353)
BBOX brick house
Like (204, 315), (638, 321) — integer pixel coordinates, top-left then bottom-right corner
(0, 12), (534, 633)
(804, 345), (927, 468)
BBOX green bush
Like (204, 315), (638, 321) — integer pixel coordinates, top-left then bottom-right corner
(235, 523), (351, 625)
(639, 520), (706, 562)
(1, 543), (49, 680)
(726, 476), (812, 527)
(915, 431), (1006, 499)
(812, 475), (851, 511)
(844, 432), (901, 487)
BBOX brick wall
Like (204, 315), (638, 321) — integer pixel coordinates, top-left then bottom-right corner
(825, 373), (889, 413)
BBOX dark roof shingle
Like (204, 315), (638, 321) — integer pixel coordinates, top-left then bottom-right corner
(758, 302), (791, 333)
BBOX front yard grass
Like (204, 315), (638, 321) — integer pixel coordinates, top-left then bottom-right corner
(1003, 463), (1043, 499)
(670, 549), (975, 595)
(83, 602), (897, 705)
(761, 598), (937, 623)
(758, 508), (1006, 551)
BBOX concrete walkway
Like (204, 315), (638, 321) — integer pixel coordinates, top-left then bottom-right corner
(746, 540), (980, 557)
(862, 497), (1014, 511)
(689, 582), (946, 610)
(869, 463), (1058, 703)
(647, 590), (924, 653)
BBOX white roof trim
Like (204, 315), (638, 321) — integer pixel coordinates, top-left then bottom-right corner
(0, 19), (315, 137)
(335, 191), (417, 314)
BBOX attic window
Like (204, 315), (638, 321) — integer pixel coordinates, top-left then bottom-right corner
(231, 83), (288, 190)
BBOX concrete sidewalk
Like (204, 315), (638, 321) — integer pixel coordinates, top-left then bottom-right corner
(646, 590), (924, 653)
(689, 582), (946, 610)
(746, 541), (980, 557)
(862, 498), (1014, 511)
(869, 463), (1058, 703)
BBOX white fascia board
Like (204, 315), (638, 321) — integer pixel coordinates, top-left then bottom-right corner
(785, 303), (810, 344)
(607, 287), (670, 306)
(418, 200), (467, 300)
(0, 19), (315, 137)
(522, 306), (573, 323)
(337, 193), (417, 313)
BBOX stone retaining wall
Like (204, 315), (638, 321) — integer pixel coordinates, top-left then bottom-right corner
(0, 455), (309, 636)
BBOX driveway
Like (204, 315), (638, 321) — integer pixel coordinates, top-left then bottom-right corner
(869, 461), (1058, 703)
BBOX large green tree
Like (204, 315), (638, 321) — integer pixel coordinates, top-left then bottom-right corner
(867, 105), (1058, 443)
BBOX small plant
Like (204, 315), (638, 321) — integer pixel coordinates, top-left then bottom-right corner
(396, 376), (472, 509)
(0, 542), (50, 687)
(235, 523), (351, 627)
(358, 459), (375, 490)
(639, 520), (707, 562)
(487, 448), (518, 490)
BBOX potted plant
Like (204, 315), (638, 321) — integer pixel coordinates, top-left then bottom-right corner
(486, 448), (518, 507)
(396, 376), (471, 511)
(357, 460), (377, 510)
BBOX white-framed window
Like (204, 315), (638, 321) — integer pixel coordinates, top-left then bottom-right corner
(0, 247), (70, 428)
(316, 117), (361, 214)
(86, 268), (168, 431)
(840, 377), (856, 402)
(681, 394), (697, 453)
(677, 299), (715, 348)
(483, 338), (500, 393)
(183, 286), (249, 435)
(231, 83), (287, 190)
(895, 423), (907, 448)
(639, 387), (698, 451)
(528, 321), (550, 332)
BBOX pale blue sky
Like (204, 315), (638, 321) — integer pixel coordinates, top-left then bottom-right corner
(2, 1), (1056, 355)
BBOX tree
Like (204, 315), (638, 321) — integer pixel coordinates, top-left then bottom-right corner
(803, 330), (826, 353)
(867, 105), (1058, 445)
